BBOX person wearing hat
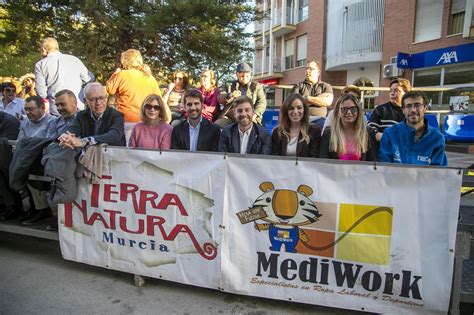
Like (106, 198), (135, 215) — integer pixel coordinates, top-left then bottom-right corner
(216, 62), (266, 128)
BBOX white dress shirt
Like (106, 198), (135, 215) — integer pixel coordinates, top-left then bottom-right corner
(239, 125), (253, 154)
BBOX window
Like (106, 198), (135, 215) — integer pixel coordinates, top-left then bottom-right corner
(414, 0), (443, 42)
(298, 0), (308, 22)
(353, 77), (375, 109)
(448, 0), (466, 35)
(285, 39), (294, 70)
(296, 34), (307, 67)
(444, 63), (474, 85)
(286, 0), (295, 24)
(413, 68), (442, 86)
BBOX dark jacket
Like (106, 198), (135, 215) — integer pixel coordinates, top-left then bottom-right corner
(368, 101), (404, 134)
(66, 107), (126, 146)
(271, 125), (321, 157)
(319, 127), (377, 161)
(9, 137), (53, 191)
(0, 138), (19, 207)
(0, 112), (20, 140)
(41, 142), (79, 205)
(218, 123), (271, 155)
(220, 80), (266, 124)
(171, 118), (221, 152)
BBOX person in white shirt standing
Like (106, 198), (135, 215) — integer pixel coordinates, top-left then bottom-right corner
(0, 82), (25, 119)
(34, 37), (94, 116)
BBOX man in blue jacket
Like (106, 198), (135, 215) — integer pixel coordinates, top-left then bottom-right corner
(379, 91), (447, 166)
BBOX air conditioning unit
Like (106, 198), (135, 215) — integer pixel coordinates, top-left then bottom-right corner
(383, 64), (403, 78)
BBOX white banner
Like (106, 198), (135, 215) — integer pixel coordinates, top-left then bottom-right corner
(59, 148), (462, 314)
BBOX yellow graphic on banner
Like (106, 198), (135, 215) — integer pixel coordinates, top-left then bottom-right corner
(336, 204), (393, 265)
(338, 204), (393, 236)
(336, 233), (391, 265)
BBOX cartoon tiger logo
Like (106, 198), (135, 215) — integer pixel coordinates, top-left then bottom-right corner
(251, 181), (322, 253)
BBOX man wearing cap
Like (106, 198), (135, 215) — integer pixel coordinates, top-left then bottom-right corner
(216, 62), (266, 128)
(292, 60), (333, 126)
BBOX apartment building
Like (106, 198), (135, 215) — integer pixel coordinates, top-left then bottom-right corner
(253, 0), (474, 108)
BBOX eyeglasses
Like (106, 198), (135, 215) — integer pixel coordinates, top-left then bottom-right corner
(403, 103), (425, 110)
(4, 88), (15, 93)
(144, 104), (160, 111)
(86, 96), (107, 104)
(340, 106), (359, 115)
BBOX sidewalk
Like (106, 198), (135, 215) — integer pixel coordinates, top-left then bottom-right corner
(0, 232), (365, 315)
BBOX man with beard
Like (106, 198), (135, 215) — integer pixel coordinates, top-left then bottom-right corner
(46, 89), (79, 139)
(379, 91), (447, 166)
(369, 78), (411, 142)
(216, 63), (266, 128)
(171, 89), (221, 152)
(292, 60), (333, 125)
(219, 96), (271, 155)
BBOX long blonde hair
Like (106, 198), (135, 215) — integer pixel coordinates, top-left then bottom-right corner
(121, 49), (152, 76)
(329, 94), (368, 155)
(277, 93), (311, 144)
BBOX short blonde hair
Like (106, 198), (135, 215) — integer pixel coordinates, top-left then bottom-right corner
(40, 37), (59, 53)
(121, 49), (152, 76)
(140, 94), (168, 123)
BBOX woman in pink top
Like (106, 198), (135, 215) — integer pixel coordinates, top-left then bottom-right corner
(319, 94), (376, 161)
(198, 69), (220, 122)
(129, 94), (173, 149)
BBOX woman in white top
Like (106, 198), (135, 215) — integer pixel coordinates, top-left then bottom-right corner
(271, 93), (321, 157)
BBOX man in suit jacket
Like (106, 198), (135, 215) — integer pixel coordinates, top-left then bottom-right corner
(219, 96), (271, 155)
(59, 82), (126, 148)
(171, 89), (220, 152)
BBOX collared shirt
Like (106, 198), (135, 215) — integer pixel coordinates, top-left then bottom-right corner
(239, 125), (253, 154)
(18, 113), (57, 140)
(0, 97), (25, 118)
(34, 51), (94, 114)
(188, 117), (202, 151)
(45, 111), (78, 139)
(91, 111), (104, 135)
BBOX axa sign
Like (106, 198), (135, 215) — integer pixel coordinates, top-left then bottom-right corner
(437, 51), (458, 65)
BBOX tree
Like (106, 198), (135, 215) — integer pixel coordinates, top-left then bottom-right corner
(0, 0), (261, 83)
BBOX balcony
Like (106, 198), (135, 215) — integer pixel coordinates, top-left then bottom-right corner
(254, 58), (284, 80)
(325, 0), (384, 71)
(271, 7), (297, 38)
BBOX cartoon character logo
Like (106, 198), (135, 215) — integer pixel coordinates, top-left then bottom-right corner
(247, 181), (322, 253)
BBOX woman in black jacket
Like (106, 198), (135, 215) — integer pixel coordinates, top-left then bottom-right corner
(319, 94), (376, 161)
(271, 93), (321, 157)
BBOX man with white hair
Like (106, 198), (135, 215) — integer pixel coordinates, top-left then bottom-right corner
(34, 37), (94, 115)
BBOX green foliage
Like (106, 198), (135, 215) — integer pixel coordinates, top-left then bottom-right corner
(0, 0), (261, 83)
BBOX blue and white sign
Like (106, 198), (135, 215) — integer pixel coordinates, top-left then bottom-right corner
(398, 43), (474, 69)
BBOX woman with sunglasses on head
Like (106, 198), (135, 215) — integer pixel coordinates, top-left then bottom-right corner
(272, 93), (321, 157)
(163, 70), (192, 125)
(129, 94), (172, 149)
(319, 94), (376, 161)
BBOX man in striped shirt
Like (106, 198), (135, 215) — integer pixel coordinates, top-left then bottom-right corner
(368, 78), (411, 142)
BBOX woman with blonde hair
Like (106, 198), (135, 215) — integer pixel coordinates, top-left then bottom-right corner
(198, 69), (220, 121)
(272, 93), (321, 157)
(129, 94), (172, 149)
(319, 94), (376, 160)
(106, 49), (163, 141)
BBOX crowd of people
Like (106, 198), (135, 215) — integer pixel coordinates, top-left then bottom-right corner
(0, 37), (448, 231)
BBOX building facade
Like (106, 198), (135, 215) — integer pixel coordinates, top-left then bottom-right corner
(253, 0), (474, 109)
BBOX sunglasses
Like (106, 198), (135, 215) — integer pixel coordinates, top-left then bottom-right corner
(4, 88), (15, 93)
(144, 104), (160, 111)
(340, 106), (359, 115)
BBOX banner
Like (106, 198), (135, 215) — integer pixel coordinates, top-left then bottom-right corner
(59, 148), (462, 314)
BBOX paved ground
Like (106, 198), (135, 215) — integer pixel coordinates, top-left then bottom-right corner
(0, 232), (366, 315)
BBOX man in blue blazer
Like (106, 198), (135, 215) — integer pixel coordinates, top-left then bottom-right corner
(219, 96), (271, 155)
(171, 89), (221, 152)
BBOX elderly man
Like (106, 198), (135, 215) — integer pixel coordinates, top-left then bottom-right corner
(59, 82), (126, 148)
(0, 82), (25, 119)
(216, 63), (266, 128)
(172, 89), (221, 152)
(292, 60), (333, 125)
(219, 96), (271, 155)
(35, 37), (94, 115)
(46, 89), (79, 139)
(18, 96), (56, 140)
(379, 91), (447, 166)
